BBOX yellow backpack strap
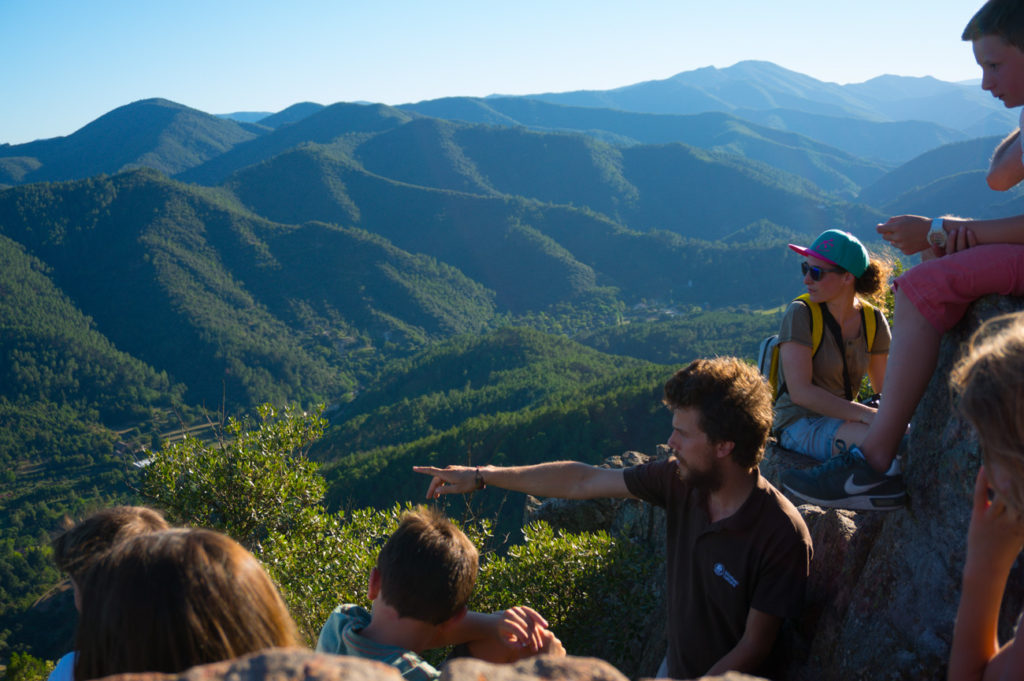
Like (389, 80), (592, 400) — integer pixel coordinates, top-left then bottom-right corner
(860, 299), (877, 352)
(795, 293), (824, 356)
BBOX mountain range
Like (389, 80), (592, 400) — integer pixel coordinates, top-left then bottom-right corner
(4, 59), (1024, 663)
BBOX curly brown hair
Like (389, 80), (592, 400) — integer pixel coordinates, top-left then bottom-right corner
(663, 357), (772, 471)
(853, 257), (893, 306)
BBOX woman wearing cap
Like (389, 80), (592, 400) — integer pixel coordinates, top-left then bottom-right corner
(773, 229), (892, 462)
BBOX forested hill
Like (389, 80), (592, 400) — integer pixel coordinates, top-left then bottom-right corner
(1, 64), (1019, 666)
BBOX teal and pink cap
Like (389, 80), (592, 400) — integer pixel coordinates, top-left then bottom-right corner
(788, 229), (869, 278)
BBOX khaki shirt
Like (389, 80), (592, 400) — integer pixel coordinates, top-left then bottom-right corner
(773, 299), (891, 431)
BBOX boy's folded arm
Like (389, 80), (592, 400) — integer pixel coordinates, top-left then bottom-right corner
(428, 607), (549, 651)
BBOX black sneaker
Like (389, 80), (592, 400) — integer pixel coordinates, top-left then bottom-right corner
(780, 446), (906, 511)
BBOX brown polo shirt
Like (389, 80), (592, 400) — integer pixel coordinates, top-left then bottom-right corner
(624, 459), (812, 679)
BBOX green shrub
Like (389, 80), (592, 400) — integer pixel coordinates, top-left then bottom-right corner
(3, 652), (54, 681)
(142, 403), (660, 674)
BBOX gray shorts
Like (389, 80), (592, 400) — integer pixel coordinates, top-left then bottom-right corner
(778, 415), (843, 461)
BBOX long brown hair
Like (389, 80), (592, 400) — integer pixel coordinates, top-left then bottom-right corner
(74, 528), (300, 680)
(952, 312), (1024, 514)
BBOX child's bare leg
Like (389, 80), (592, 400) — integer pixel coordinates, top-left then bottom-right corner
(858, 288), (942, 473)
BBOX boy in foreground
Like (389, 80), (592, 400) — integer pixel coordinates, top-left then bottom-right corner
(316, 506), (563, 680)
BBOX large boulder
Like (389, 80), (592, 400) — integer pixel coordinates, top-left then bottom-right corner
(762, 293), (1024, 680)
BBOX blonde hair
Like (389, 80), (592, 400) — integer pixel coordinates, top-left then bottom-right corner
(951, 312), (1024, 513)
(854, 256), (893, 308)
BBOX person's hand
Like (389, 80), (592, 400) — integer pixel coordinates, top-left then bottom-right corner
(537, 629), (566, 657)
(936, 223), (977, 257)
(412, 465), (478, 498)
(493, 606), (549, 652)
(965, 467), (1024, 574)
(465, 607), (555, 663)
(876, 215), (930, 255)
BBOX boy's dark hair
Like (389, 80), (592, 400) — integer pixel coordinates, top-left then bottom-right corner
(376, 507), (479, 625)
(52, 506), (169, 581)
(663, 357), (772, 471)
(963, 0), (1024, 51)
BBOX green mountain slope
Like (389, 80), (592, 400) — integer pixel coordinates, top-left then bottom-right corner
(402, 97), (888, 192)
(858, 137), (1002, 208)
(575, 308), (784, 366)
(0, 234), (190, 658)
(222, 128), (881, 257)
(179, 102), (415, 185)
(0, 99), (260, 185)
(317, 327), (672, 526)
(0, 171), (502, 409)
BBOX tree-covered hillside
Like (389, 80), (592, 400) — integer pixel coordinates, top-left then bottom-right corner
(316, 327), (678, 538)
(0, 81), (1008, 672)
(0, 99), (261, 185)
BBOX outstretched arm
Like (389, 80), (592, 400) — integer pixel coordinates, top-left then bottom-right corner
(948, 468), (1024, 681)
(413, 462), (635, 500)
(988, 128), (1024, 191)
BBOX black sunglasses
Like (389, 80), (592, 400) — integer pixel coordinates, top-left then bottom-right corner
(801, 261), (844, 281)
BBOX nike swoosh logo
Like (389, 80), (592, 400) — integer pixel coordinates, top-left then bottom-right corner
(844, 475), (887, 495)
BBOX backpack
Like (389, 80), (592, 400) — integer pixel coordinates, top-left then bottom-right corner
(758, 293), (879, 403)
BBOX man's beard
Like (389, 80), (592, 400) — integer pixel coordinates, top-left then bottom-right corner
(675, 458), (724, 492)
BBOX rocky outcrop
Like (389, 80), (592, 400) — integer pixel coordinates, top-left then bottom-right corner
(764, 294), (1024, 680)
(531, 294), (1024, 680)
(94, 648), (648, 681)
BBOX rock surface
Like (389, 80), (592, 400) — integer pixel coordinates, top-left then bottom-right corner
(95, 648), (763, 681)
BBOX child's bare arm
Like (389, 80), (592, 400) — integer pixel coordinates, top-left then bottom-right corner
(987, 128), (1024, 191)
(948, 469), (1024, 681)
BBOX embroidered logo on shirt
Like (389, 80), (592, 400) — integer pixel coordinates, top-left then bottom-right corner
(714, 562), (739, 588)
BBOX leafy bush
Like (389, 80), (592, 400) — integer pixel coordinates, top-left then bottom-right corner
(474, 522), (659, 673)
(2, 652), (54, 681)
(141, 403), (660, 674)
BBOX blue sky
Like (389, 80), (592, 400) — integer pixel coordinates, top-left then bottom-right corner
(1, 0), (989, 145)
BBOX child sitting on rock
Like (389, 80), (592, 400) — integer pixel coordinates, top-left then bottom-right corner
(948, 312), (1024, 679)
(316, 506), (563, 680)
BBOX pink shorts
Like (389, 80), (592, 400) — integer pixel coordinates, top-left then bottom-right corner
(894, 245), (1024, 332)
